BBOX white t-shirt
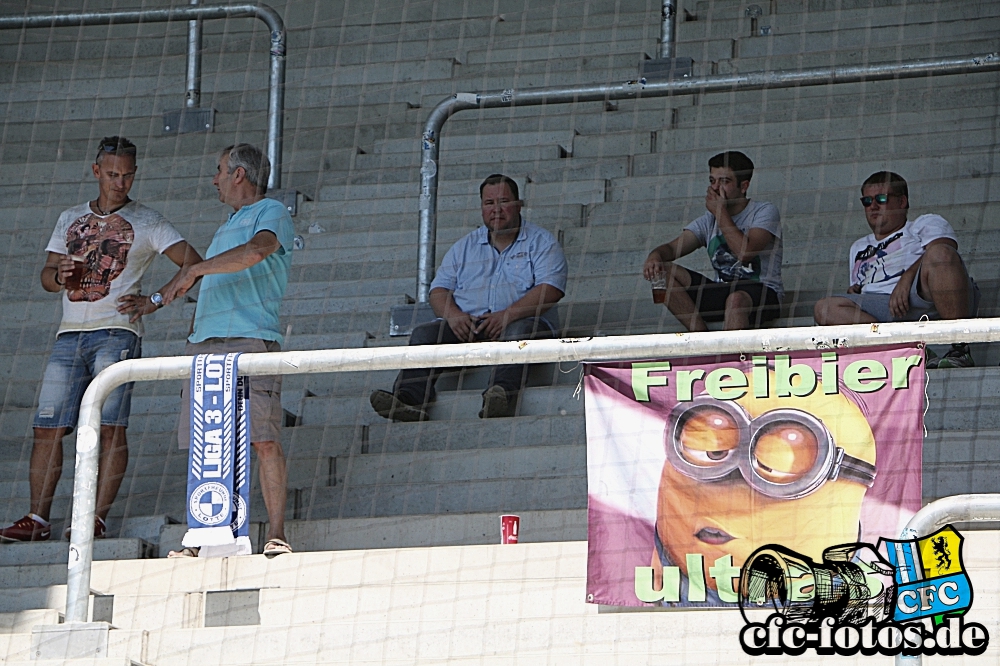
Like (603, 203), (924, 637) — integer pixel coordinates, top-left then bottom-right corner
(45, 201), (184, 336)
(849, 214), (957, 295)
(684, 200), (784, 299)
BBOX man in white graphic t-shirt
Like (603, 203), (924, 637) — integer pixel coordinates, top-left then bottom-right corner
(643, 151), (784, 331)
(814, 171), (979, 368)
(0, 137), (201, 542)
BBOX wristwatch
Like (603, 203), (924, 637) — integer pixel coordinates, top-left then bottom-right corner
(150, 292), (164, 308)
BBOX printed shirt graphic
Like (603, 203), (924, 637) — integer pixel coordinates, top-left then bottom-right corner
(190, 198), (295, 344)
(849, 214), (957, 295)
(46, 201), (184, 336)
(685, 200), (784, 300)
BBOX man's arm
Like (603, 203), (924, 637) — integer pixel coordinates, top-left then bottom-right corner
(41, 252), (74, 293)
(429, 287), (477, 342)
(161, 231), (279, 305)
(888, 237), (958, 318)
(474, 283), (565, 341)
(117, 241), (204, 322)
(643, 230), (702, 280)
(706, 191), (775, 263)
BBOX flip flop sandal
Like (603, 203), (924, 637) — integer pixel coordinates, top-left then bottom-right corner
(263, 538), (292, 558)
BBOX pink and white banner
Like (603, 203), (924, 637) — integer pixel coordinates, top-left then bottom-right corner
(585, 346), (924, 608)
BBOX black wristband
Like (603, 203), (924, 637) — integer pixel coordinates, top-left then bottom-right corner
(53, 268), (64, 286)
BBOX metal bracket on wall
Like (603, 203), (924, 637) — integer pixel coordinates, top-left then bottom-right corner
(162, 108), (215, 134)
(639, 56), (694, 82)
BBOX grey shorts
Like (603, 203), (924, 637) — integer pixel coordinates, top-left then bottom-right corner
(844, 268), (980, 322)
(177, 337), (283, 448)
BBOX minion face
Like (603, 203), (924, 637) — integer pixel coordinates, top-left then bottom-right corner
(655, 370), (877, 589)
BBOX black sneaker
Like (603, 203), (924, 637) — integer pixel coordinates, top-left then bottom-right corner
(479, 386), (517, 418)
(370, 390), (429, 422)
(927, 344), (974, 369)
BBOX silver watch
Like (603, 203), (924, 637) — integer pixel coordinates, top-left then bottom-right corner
(150, 292), (164, 308)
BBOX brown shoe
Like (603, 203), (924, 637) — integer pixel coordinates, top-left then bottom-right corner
(370, 390), (429, 422)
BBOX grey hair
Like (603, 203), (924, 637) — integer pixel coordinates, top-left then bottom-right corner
(221, 143), (270, 195)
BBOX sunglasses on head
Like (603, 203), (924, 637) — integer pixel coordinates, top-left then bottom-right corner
(100, 143), (137, 154)
(860, 193), (891, 207)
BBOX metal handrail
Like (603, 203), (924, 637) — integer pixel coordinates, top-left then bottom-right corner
(415, 52), (1000, 303)
(0, 3), (286, 189)
(895, 494), (1000, 666)
(64, 317), (1000, 622)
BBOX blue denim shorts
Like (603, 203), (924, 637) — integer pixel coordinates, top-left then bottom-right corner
(33, 329), (141, 430)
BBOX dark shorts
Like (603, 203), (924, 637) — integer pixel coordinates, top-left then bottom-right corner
(682, 267), (781, 327)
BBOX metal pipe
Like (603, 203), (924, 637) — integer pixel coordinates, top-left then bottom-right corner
(894, 494), (1000, 666)
(0, 2), (286, 188)
(68, 316), (1000, 620)
(185, 0), (202, 108)
(660, 1), (677, 59)
(416, 51), (1000, 301)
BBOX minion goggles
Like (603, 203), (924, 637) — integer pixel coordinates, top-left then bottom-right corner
(665, 395), (877, 500)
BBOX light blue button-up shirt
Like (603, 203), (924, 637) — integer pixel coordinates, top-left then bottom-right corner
(430, 220), (568, 329)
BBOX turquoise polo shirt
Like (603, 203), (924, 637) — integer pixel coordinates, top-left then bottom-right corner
(190, 197), (294, 344)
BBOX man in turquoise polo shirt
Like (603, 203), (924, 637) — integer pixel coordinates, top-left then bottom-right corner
(163, 143), (295, 558)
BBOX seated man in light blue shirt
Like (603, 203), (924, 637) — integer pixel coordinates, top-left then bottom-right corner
(371, 174), (568, 421)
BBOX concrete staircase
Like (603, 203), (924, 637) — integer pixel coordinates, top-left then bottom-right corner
(0, 0), (998, 660)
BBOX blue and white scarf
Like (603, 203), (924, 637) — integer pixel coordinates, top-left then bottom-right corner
(182, 353), (251, 555)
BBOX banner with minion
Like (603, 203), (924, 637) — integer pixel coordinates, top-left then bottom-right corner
(584, 345), (924, 608)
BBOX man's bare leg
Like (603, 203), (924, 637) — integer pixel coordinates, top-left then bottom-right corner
(96, 425), (128, 522)
(918, 244), (971, 319)
(660, 262), (708, 332)
(30, 427), (67, 521)
(253, 440), (287, 542)
(814, 297), (879, 326)
(723, 291), (754, 330)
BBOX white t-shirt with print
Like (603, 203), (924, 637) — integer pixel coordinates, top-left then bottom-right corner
(684, 199), (784, 300)
(45, 201), (184, 336)
(848, 214), (957, 295)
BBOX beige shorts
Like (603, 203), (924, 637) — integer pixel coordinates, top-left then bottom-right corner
(177, 337), (283, 448)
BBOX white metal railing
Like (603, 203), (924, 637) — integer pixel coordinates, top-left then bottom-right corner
(63, 317), (1000, 623)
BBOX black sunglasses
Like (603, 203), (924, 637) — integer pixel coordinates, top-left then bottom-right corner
(100, 143), (137, 155)
(860, 193), (891, 207)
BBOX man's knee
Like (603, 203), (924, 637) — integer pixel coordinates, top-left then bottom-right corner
(252, 439), (284, 460)
(408, 320), (449, 346)
(814, 297), (845, 325)
(725, 291), (754, 311)
(921, 243), (967, 280)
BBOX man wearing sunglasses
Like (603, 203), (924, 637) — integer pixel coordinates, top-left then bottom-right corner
(814, 171), (979, 368)
(0, 136), (201, 542)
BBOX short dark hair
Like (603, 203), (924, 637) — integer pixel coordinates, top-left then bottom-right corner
(479, 173), (520, 201)
(222, 143), (270, 195)
(95, 136), (137, 164)
(862, 171), (908, 203)
(708, 151), (754, 185)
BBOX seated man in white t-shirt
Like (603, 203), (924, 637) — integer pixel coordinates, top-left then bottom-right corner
(814, 171), (979, 368)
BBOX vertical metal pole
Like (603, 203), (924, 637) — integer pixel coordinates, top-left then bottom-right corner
(265, 12), (286, 190)
(185, 0), (201, 108)
(659, 0), (676, 60)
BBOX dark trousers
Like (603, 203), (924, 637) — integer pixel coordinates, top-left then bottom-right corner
(393, 317), (554, 407)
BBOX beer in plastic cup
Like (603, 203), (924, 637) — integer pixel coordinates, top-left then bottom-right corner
(65, 255), (88, 291)
(651, 274), (667, 304)
(500, 514), (520, 544)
